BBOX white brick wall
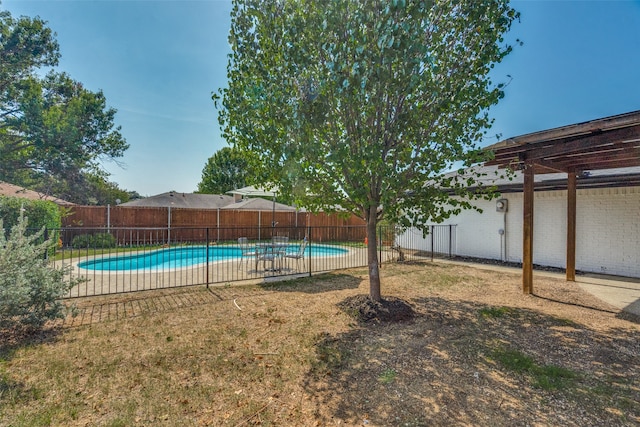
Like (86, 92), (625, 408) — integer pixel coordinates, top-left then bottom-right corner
(397, 187), (640, 278)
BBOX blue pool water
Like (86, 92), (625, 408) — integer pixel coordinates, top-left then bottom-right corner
(77, 244), (348, 271)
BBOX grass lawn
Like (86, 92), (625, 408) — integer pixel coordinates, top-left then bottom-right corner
(1, 262), (638, 426)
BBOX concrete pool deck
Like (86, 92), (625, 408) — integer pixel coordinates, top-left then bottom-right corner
(61, 245), (373, 297)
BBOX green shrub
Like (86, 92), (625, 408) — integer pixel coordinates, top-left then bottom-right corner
(71, 232), (116, 249)
(71, 234), (92, 248)
(0, 215), (84, 331)
(0, 196), (62, 232)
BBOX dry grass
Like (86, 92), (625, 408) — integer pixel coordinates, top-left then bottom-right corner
(1, 262), (639, 426)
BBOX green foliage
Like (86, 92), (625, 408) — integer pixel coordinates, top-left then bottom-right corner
(67, 171), (131, 206)
(0, 214), (82, 331)
(197, 146), (256, 194)
(71, 233), (116, 249)
(218, 0), (519, 224)
(378, 368), (397, 384)
(479, 306), (514, 319)
(0, 196), (61, 232)
(490, 347), (577, 390)
(0, 9), (128, 204)
(217, 0), (520, 299)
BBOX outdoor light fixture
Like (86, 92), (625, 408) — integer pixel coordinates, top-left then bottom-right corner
(496, 199), (508, 213)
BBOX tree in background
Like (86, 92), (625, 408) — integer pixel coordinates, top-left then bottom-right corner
(197, 146), (254, 194)
(45, 170), (132, 206)
(0, 196), (61, 232)
(0, 9), (129, 204)
(84, 172), (132, 205)
(217, 0), (519, 301)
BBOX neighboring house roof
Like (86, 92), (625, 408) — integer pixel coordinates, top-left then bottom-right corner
(119, 191), (235, 209)
(0, 181), (75, 206)
(220, 197), (299, 212)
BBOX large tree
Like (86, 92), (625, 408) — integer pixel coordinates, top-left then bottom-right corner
(217, 0), (519, 301)
(197, 146), (253, 194)
(39, 170), (132, 206)
(0, 8), (128, 203)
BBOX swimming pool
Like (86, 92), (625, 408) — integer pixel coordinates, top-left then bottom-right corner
(77, 244), (348, 271)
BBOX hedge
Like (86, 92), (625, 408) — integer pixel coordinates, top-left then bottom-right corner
(0, 196), (62, 233)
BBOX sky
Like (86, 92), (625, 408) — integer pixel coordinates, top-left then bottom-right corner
(3, 0), (640, 197)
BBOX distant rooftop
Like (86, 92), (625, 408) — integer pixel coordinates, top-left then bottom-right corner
(221, 197), (299, 211)
(0, 181), (75, 206)
(120, 191), (235, 209)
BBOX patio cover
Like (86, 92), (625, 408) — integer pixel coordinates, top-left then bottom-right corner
(484, 109), (640, 293)
(227, 185), (279, 199)
(227, 185), (281, 227)
(220, 197), (297, 212)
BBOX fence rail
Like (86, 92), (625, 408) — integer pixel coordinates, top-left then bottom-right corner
(46, 224), (456, 298)
(62, 205), (366, 231)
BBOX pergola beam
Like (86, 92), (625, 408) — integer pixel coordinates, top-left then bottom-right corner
(522, 161), (534, 294)
(486, 110), (640, 295)
(487, 124), (640, 164)
(566, 172), (577, 282)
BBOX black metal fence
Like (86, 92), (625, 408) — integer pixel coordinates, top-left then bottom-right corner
(43, 224), (456, 298)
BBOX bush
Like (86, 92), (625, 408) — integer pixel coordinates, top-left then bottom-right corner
(0, 196), (62, 232)
(0, 215), (84, 331)
(71, 232), (117, 249)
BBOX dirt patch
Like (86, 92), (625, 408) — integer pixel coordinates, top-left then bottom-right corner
(338, 294), (416, 323)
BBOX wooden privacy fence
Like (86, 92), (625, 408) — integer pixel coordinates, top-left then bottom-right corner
(61, 205), (366, 244)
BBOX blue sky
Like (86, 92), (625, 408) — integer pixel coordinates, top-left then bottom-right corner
(3, 0), (640, 196)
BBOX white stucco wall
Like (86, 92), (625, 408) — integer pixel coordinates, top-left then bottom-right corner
(397, 186), (640, 278)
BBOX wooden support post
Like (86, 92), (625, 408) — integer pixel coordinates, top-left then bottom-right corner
(523, 162), (534, 294)
(566, 172), (577, 281)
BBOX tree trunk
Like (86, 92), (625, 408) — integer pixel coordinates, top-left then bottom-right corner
(367, 217), (381, 302)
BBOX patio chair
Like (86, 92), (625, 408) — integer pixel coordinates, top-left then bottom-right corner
(284, 238), (307, 271)
(237, 237), (256, 270)
(254, 235), (289, 272)
(272, 235), (289, 262)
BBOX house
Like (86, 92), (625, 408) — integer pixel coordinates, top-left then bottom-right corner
(119, 191), (234, 209)
(0, 181), (75, 206)
(397, 110), (640, 281)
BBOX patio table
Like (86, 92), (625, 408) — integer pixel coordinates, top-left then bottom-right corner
(255, 242), (290, 272)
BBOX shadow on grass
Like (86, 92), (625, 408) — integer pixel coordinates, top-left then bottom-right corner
(60, 286), (258, 327)
(0, 373), (42, 408)
(42, 272), (361, 329)
(0, 335), (51, 413)
(0, 326), (62, 363)
(532, 292), (619, 314)
(531, 292), (640, 325)
(302, 296), (640, 426)
(617, 309), (640, 325)
(259, 272), (363, 294)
